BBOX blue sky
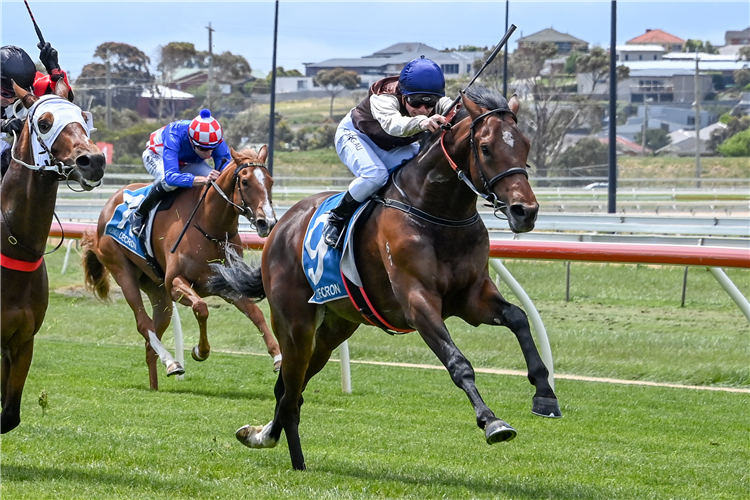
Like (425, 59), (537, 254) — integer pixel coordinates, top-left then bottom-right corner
(1, 0), (747, 80)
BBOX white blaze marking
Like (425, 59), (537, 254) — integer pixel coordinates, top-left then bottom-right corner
(252, 168), (276, 222)
(502, 130), (514, 147)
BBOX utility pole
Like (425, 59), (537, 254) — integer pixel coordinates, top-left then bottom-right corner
(105, 59), (112, 129)
(607, 0), (617, 213)
(641, 97), (651, 156)
(206, 22), (214, 110)
(268, 0), (279, 176)
(694, 51), (701, 188)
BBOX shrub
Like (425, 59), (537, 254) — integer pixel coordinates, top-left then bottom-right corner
(717, 128), (750, 157)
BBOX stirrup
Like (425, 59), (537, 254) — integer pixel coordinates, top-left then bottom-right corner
(322, 221), (344, 249)
(129, 212), (146, 238)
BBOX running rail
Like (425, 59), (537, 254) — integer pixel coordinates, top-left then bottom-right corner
(52, 223), (750, 393)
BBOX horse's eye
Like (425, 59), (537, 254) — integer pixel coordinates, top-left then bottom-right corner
(37, 118), (53, 135)
(480, 144), (491, 157)
(242, 179), (249, 187)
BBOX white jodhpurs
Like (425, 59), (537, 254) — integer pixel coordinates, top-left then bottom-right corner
(142, 149), (213, 192)
(335, 112), (420, 203)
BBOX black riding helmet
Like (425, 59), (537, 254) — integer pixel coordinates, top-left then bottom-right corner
(1, 45), (37, 95)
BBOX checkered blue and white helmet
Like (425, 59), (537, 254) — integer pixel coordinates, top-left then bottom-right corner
(188, 109), (223, 148)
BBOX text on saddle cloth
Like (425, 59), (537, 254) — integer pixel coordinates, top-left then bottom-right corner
(302, 192), (369, 304)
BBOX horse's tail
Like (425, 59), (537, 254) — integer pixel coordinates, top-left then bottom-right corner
(207, 245), (266, 302)
(81, 228), (111, 301)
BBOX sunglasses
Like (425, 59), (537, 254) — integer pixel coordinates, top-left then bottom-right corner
(405, 94), (439, 109)
(1, 87), (16, 99)
(193, 143), (215, 152)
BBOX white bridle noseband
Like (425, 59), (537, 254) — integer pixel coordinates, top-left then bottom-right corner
(9, 95), (98, 187)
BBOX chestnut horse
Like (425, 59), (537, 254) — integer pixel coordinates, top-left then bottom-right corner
(209, 86), (561, 470)
(81, 146), (281, 390)
(1, 81), (106, 433)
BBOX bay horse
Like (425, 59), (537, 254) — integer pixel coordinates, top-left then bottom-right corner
(209, 85), (561, 470)
(81, 146), (281, 390)
(1, 81), (106, 433)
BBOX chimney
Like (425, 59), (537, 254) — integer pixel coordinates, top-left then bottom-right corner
(646, 29), (652, 33)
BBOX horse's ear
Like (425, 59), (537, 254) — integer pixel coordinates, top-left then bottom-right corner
(460, 90), (482, 120)
(13, 81), (38, 109)
(258, 144), (268, 163)
(229, 146), (239, 164)
(508, 94), (520, 115)
(54, 79), (73, 102)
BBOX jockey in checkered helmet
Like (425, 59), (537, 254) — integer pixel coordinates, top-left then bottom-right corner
(129, 108), (231, 240)
(188, 109), (224, 149)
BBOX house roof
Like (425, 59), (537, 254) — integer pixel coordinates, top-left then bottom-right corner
(517, 28), (587, 44)
(306, 50), (478, 69)
(368, 42), (440, 58)
(140, 85), (194, 100)
(626, 29), (685, 45)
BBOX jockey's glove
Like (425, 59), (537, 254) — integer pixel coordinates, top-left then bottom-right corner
(38, 42), (61, 74)
(1, 118), (23, 135)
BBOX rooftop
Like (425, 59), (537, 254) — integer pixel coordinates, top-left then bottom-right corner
(627, 29), (685, 45)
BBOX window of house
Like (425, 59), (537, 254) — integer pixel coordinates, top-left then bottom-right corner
(687, 116), (695, 125)
(639, 55), (643, 61)
(625, 54), (629, 61)
(466, 64), (471, 74)
(441, 64), (459, 74)
(297, 80), (308, 90)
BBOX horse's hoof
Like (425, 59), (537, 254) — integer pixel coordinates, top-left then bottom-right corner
(273, 354), (282, 373)
(236, 421), (277, 449)
(485, 419), (517, 444)
(191, 346), (209, 362)
(166, 361), (185, 377)
(532, 396), (562, 418)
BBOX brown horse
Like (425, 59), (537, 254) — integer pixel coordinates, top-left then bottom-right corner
(1, 81), (106, 433)
(81, 146), (281, 390)
(209, 85), (561, 470)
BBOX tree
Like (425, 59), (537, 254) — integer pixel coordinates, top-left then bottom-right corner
(717, 128), (750, 156)
(314, 68), (361, 117)
(733, 67), (750, 88)
(505, 43), (625, 181)
(76, 42), (153, 110)
(683, 39), (718, 54)
(633, 128), (671, 152)
(739, 46), (750, 62)
(550, 138), (608, 185)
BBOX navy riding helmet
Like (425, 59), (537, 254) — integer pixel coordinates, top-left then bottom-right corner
(1, 45), (36, 94)
(398, 56), (445, 97)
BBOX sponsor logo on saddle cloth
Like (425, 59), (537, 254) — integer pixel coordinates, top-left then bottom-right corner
(302, 193), (367, 304)
(103, 185), (159, 261)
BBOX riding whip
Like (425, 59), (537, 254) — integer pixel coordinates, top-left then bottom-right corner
(446, 24), (517, 112)
(170, 158), (228, 254)
(23, 0), (46, 48)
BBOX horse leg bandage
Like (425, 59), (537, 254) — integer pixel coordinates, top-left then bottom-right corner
(148, 330), (176, 366)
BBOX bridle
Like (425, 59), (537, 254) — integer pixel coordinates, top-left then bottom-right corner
(200, 161), (268, 236)
(9, 95), (100, 191)
(440, 105), (529, 218)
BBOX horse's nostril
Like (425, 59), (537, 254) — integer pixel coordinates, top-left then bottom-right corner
(76, 156), (91, 168)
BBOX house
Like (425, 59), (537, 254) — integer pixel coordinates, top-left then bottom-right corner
(515, 28), (588, 54)
(617, 104), (716, 142)
(169, 68), (252, 96)
(136, 85), (195, 118)
(626, 29), (685, 53)
(303, 42), (484, 88)
(615, 44), (665, 62)
(725, 27), (750, 46)
(657, 122), (727, 156)
(577, 59), (744, 103)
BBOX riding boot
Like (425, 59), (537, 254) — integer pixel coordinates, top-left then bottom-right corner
(129, 182), (169, 240)
(322, 191), (360, 250)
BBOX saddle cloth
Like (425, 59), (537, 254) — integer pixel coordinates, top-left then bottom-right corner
(104, 185), (160, 261)
(301, 193), (367, 304)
